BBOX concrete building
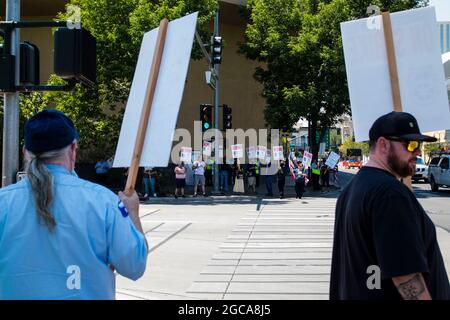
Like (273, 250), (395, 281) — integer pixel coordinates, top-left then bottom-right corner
(439, 22), (450, 54)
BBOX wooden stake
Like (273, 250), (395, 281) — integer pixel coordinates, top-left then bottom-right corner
(124, 18), (169, 196)
(382, 11), (403, 113)
(382, 12), (412, 190)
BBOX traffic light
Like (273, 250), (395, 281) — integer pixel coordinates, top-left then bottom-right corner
(0, 41), (40, 91)
(223, 104), (232, 130)
(54, 27), (96, 86)
(347, 148), (362, 157)
(20, 41), (40, 85)
(200, 104), (212, 132)
(0, 44), (16, 92)
(211, 36), (222, 65)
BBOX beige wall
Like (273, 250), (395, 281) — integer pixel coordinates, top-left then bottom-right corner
(20, 17), (54, 85)
(178, 22), (266, 136)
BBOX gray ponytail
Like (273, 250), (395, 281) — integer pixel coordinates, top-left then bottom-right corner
(24, 145), (71, 232)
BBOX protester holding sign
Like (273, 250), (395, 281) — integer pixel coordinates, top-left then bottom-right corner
(233, 159), (245, 194)
(311, 159), (321, 191)
(320, 160), (330, 192)
(174, 162), (186, 199)
(294, 162), (307, 199)
(0, 110), (148, 299)
(246, 163), (258, 194)
(330, 112), (450, 300)
(192, 156), (207, 197)
(276, 160), (288, 199)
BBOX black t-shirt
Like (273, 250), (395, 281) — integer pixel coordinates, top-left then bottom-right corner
(246, 165), (257, 177)
(330, 166), (450, 300)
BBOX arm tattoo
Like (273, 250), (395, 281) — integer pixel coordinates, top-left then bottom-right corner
(396, 274), (426, 300)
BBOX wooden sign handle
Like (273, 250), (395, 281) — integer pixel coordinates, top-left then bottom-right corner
(382, 11), (403, 112)
(124, 18), (169, 196)
(382, 12), (412, 190)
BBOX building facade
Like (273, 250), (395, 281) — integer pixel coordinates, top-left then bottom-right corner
(439, 22), (450, 53)
(1, 0), (268, 145)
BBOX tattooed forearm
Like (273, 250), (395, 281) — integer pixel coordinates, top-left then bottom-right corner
(396, 274), (426, 300)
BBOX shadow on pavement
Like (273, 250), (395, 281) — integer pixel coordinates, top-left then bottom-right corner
(413, 188), (450, 198)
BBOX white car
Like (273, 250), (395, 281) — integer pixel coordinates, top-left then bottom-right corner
(428, 153), (450, 191)
(412, 157), (428, 183)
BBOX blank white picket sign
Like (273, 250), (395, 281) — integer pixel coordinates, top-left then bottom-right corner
(113, 12), (198, 167)
(341, 7), (450, 142)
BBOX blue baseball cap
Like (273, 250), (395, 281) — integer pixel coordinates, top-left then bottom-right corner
(24, 109), (80, 154)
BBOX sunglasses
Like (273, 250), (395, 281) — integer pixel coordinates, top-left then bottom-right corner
(385, 137), (421, 152)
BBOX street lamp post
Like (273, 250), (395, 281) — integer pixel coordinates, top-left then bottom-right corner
(213, 11), (220, 194)
(2, 0), (20, 187)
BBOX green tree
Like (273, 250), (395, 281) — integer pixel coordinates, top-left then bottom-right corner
(423, 142), (450, 157)
(14, 0), (217, 163)
(338, 136), (369, 157)
(239, 0), (426, 161)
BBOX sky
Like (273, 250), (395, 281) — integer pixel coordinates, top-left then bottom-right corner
(429, 0), (450, 21)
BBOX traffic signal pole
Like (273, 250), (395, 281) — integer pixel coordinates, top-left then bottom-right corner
(213, 11), (220, 194)
(2, 0), (20, 187)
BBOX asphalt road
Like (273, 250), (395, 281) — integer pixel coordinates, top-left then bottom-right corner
(338, 167), (450, 232)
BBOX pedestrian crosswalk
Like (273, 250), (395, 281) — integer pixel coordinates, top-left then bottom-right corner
(141, 220), (192, 253)
(186, 198), (336, 300)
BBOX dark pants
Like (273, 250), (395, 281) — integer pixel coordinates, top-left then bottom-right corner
(277, 178), (285, 197)
(265, 175), (274, 196)
(295, 177), (305, 198)
(219, 170), (229, 192)
(321, 173), (330, 188)
(312, 174), (321, 191)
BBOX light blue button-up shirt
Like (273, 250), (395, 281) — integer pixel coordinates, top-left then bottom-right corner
(0, 164), (148, 300)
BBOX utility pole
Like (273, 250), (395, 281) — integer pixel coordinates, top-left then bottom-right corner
(213, 10), (220, 194)
(2, 0), (20, 187)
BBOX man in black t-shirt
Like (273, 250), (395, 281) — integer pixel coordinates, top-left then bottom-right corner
(330, 112), (450, 300)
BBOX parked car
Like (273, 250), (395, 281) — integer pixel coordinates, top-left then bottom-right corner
(412, 156), (428, 183)
(427, 152), (450, 191)
(347, 159), (362, 169)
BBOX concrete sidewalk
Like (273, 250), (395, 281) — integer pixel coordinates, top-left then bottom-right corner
(115, 196), (450, 300)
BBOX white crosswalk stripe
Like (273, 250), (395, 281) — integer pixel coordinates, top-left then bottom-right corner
(186, 198), (336, 300)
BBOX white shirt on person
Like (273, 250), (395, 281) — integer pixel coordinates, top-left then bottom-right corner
(193, 161), (206, 175)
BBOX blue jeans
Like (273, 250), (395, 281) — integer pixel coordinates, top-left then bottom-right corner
(265, 175), (273, 196)
(144, 177), (156, 196)
(219, 170), (229, 192)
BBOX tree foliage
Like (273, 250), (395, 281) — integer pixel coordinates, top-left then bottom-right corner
(338, 136), (369, 157)
(423, 141), (450, 157)
(14, 0), (217, 163)
(239, 0), (427, 160)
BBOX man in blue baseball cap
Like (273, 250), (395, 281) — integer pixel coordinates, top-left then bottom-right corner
(0, 109), (148, 299)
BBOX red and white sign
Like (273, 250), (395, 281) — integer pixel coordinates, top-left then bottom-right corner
(231, 144), (244, 159)
(248, 147), (257, 159)
(272, 146), (284, 161)
(180, 147), (192, 163)
(202, 141), (212, 156)
(257, 146), (267, 160)
(302, 151), (313, 168)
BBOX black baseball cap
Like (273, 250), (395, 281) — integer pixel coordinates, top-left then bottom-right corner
(25, 109), (79, 154)
(369, 111), (437, 142)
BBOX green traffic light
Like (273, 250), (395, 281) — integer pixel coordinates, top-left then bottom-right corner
(204, 123), (210, 130)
